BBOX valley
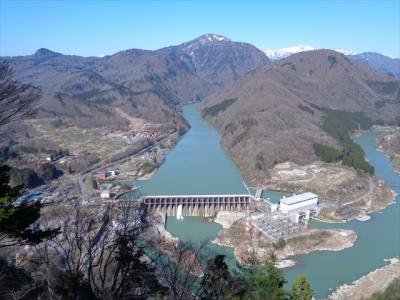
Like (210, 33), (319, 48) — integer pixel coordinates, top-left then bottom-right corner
(1, 33), (399, 300)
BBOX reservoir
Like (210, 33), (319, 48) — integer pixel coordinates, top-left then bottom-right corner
(138, 104), (400, 298)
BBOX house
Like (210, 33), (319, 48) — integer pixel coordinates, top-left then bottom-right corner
(97, 170), (106, 180)
(278, 192), (319, 223)
(100, 190), (110, 199)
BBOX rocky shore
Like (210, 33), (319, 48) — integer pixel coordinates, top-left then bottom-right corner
(378, 131), (400, 175)
(317, 184), (396, 223)
(214, 211), (247, 228)
(329, 257), (400, 300)
(144, 213), (203, 277)
(263, 161), (396, 224)
(212, 219), (357, 268)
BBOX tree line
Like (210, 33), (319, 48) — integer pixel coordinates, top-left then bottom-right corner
(313, 109), (375, 174)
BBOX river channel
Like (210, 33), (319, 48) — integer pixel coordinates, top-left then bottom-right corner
(136, 104), (400, 298)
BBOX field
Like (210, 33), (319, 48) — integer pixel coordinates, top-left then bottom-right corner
(25, 119), (129, 158)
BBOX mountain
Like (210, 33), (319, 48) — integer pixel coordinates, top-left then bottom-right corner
(265, 47), (400, 78)
(264, 45), (316, 60)
(201, 50), (400, 184)
(168, 34), (269, 95)
(348, 52), (400, 78)
(2, 34), (269, 129)
(264, 45), (356, 60)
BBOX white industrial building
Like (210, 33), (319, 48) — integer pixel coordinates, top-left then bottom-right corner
(278, 192), (319, 223)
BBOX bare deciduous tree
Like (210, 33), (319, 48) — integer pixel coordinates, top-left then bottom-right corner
(158, 240), (209, 300)
(0, 60), (40, 128)
(34, 202), (166, 299)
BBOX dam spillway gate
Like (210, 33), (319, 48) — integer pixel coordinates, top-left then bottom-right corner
(116, 194), (253, 217)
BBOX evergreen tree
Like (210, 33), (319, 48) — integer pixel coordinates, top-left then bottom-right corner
(291, 276), (313, 300)
(0, 165), (58, 247)
(243, 254), (288, 300)
(199, 255), (232, 300)
(0, 257), (44, 299)
(40, 163), (59, 181)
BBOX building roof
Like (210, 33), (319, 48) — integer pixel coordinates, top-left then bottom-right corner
(280, 192), (318, 205)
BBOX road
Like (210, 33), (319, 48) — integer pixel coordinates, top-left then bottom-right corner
(341, 177), (375, 207)
(76, 131), (179, 202)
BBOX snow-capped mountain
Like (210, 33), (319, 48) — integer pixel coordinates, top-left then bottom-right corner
(264, 45), (356, 60)
(332, 48), (356, 55)
(182, 34), (231, 49)
(172, 34), (269, 80)
(264, 45), (316, 60)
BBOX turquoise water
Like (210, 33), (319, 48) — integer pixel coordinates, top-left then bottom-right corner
(284, 132), (400, 298)
(138, 105), (247, 195)
(165, 216), (243, 275)
(262, 190), (288, 203)
(135, 105), (400, 298)
(137, 104), (247, 272)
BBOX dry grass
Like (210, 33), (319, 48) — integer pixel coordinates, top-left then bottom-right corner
(26, 119), (128, 158)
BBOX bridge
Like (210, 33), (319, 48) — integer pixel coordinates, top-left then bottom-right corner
(114, 193), (253, 217)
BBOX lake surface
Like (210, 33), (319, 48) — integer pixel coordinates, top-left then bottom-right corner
(137, 104), (400, 298)
(138, 104), (247, 195)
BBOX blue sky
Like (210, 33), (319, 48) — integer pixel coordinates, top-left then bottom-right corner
(1, 0), (399, 57)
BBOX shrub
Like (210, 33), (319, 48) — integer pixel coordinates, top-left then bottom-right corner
(40, 163), (59, 181)
(10, 168), (44, 188)
(313, 143), (341, 163)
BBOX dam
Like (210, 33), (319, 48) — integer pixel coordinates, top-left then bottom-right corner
(115, 193), (253, 216)
(114, 105), (400, 297)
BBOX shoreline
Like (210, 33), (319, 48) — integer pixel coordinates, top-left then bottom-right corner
(212, 217), (357, 269)
(212, 237), (299, 269)
(329, 257), (400, 300)
(275, 229), (357, 258)
(136, 168), (158, 181)
(375, 128), (400, 175)
(315, 184), (396, 224)
(312, 217), (345, 224)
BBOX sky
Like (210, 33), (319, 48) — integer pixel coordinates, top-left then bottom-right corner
(1, 0), (399, 57)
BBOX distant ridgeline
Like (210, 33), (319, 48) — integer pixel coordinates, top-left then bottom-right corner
(313, 109), (375, 174)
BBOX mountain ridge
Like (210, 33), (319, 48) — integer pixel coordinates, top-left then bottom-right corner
(2, 34), (269, 130)
(264, 45), (399, 78)
(202, 49), (400, 184)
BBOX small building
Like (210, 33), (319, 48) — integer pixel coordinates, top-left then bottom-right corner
(97, 170), (106, 180)
(100, 190), (111, 199)
(47, 153), (64, 162)
(279, 192), (319, 223)
(105, 170), (117, 178)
